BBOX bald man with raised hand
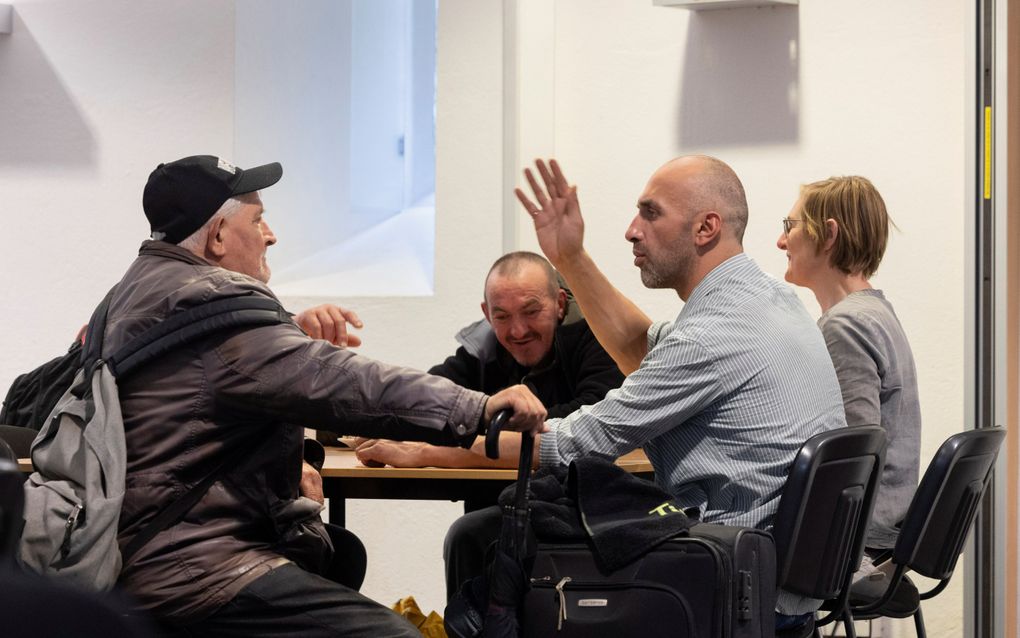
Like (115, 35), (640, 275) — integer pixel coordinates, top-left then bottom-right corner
(445, 156), (847, 631)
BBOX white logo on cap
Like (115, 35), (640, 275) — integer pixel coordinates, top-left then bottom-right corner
(216, 158), (238, 175)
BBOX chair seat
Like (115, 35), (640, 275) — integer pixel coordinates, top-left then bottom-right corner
(775, 615), (816, 638)
(849, 574), (920, 619)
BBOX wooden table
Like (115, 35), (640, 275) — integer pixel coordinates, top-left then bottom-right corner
(18, 449), (655, 527)
(319, 447), (653, 526)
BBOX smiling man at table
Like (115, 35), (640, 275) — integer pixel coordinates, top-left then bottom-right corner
(352, 251), (623, 471)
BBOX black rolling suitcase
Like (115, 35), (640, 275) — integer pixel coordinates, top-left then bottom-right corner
(479, 413), (777, 638)
(523, 523), (775, 637)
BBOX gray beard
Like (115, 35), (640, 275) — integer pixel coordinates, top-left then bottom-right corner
(639, 267), (670, 289)
(639, 253), (692, 290)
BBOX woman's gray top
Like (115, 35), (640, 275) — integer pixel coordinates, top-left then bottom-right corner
(818, 289), (922, 549)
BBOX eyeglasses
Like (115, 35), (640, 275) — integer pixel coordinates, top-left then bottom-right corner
(781, 218), (803, 235)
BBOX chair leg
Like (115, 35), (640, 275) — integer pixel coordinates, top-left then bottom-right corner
(860, 618), (873, 638)
(913, 605), (926, 638)
(842, 608), (857, 638)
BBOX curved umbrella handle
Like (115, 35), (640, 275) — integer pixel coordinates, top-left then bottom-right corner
(485, 409), (511, 459)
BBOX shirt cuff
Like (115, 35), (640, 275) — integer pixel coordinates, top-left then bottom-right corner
(537, 419), (564, 468)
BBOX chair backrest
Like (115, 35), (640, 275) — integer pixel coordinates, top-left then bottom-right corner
(0, 458), (25, 563)
(773, 425), (887, 600)
(0, 438), (15, 464)
(0, 424), (36, 459)
(893, 427), (1005, 580)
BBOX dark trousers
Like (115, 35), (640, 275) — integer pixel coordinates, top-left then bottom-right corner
(443, 505), (503, 601)
(175, 563), (419, 638)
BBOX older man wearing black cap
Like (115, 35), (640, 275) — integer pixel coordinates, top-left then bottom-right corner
(103, 155), (547, 637)
(143, 155), (282, 282)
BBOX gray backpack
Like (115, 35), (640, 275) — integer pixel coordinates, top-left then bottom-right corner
(19, 290), (289, 591)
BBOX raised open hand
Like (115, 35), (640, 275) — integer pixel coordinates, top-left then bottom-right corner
(514, 159), (584, 268)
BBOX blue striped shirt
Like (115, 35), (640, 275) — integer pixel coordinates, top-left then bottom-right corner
(539, 253), (847, 531)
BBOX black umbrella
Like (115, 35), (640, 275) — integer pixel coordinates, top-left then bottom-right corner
(445, 411), (533, 638)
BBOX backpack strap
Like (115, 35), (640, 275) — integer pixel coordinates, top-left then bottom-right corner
(107, 296), (290, 379)
(71, 286), (118, 398)
(119, 443), (254, 569)
(94, 293), (290, 568)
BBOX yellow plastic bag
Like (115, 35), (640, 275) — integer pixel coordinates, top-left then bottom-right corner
(392, 595), (447, 638)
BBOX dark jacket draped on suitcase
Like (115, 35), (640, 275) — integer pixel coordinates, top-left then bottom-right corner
(498, 456), (693, 572)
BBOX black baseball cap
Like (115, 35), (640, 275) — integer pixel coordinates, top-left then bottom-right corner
(143, 155), (282, 244)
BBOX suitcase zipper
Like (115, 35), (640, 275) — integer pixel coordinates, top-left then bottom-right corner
(531, 577), (693, 629)
(555, 576), (572, 629)
(532, 576), (691, 596)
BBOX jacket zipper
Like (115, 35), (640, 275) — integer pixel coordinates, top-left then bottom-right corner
(60, 503), (84, 559)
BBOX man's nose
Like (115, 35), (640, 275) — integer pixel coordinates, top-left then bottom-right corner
(263, 221), (277, 246)
(776, 232), (786, 250)
(508, 318), (529, 338)
(625, 218), (641, 242)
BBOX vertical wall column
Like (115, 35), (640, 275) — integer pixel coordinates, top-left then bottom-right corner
(502, 0), (556, 254)
(969, 0), (1010, 636)
(1004, 0), (1020, 634)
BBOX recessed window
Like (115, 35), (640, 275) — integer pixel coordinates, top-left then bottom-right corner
(235, 0), (436, 297)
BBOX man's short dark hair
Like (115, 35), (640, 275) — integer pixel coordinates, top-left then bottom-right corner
(484, 252), (559, 301)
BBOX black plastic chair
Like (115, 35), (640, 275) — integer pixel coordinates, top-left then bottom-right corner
(849, 427), (1006, 638)
(0, 424), (36, 459)
(0, 458), (24, 565)
(773, 426), (887, 638)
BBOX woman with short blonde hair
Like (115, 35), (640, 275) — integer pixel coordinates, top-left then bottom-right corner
(777, 175), (921, 594)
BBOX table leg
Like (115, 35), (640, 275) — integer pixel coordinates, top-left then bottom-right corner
(328, 496), (346, 527)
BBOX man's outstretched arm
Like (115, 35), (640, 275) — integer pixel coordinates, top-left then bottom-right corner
(354, 431), (536, 470)
(516, 159), (651, 374)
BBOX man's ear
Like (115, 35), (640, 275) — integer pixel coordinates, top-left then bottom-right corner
(694, 211), (722, 246)
(556, 289), (567, 321)
(481, 301), (491, 324)
(205, 216), (228, 259)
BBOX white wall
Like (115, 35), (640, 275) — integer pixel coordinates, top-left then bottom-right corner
(0, 0), (235, 399)
(234, 0), (354, 271)
(1, 0), (970, 634)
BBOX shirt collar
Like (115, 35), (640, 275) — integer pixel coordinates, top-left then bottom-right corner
(680, 252), (752, 318)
